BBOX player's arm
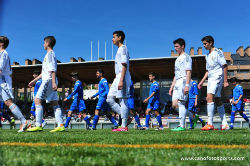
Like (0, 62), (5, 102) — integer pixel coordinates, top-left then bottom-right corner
(103, 81), (110, 96)
(198, 71), (208, 89)
(0, 53), (6, 74)
(65, 83), (79, 101)
(169, 76), (176, 96)
(194, 84), (199, 107)
(118, 63), (127, 90)
(223, 64), (229, 88)
(184, 70), (191, 94)
(235, 87), (243, 104)
(143, 91), (156, 103)
(28, 74), (42, 87)
(91, 91), (100, 99)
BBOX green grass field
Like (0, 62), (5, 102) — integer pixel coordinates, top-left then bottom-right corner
(0, 128), (250, 166)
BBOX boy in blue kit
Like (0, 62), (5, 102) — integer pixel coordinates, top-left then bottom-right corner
(188, 80), (206, 129)
(90, 69), (118, 130)
(230, 77), (250, 129)
(64, 72), (92, 129)
(0, 101), (15, 129)
(127, 80), (143, 129)
(143, 72), (163, 130)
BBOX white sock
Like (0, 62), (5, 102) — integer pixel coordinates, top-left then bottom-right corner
(178, 101), (187, 128)
(35, 105), (43, 127)
(207, 102), (214, 125)
(107, 97), (121, 115)
(54, 105), (63, 127)
(9, 103), (26, 124)
(120, 99), (128, 127)
(217, 105), (228, 126)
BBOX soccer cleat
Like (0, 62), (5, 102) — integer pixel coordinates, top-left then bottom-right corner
(50, 126), (65, 133)
(10, 119), (15, 129)
(18, 121), (29, 132)
(42, 121), (47, 128)
(229, 125), (234, 130)
(155, 127), (164, 131)
(201, 120), (206, 127)
(27, 126), (43, 132)
(221, 124), (230, 130)
(171, 126), (185, 131)
(201, 124), (214, 131)
(112, 127), (128, 132)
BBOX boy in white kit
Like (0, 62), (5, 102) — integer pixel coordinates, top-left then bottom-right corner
(198, 36), (229, 130)
(27, 36), (65, 132)
(107, 31), (131, 132)
(169, 38), (192, 131)
(0, 36), (28, 132)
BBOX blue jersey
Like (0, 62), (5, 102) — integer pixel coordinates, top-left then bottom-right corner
(92, 78), (109, 98)
(67, 80), (83, 100)
(189, 81), (198, 99)
(233, 84), (243, 101)
(129, 80), (134, 98)
(34, 79), (42, 97)
(148, 81), (160, 103)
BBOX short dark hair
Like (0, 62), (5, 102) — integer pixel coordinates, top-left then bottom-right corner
(201, 35), (214, 46)
(70, 72), (79, 78)
(113, 31), (125, 43)
(173, 38), (185, 48)
(149, 72), (157, 79)
(0, 36), (9, 49)
(230, 77), (238, 83)
(44, 36), (56, 48)
(33, 70), (41, 75)
(96, 69), (104, 75)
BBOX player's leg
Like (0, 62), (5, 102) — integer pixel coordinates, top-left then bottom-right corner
(106, 111), (119, 129)
(92, 109), (99, 130)
(27, 97), (43, 132)
(106, 79), (121, 115)
(131, 110), (142, 129)
(154, 109), (163, 130)
(64, 110), (73, 128)
(215, 97), (229, 130)
(119, 98), (129, 128)
(144, 105), (152, 129)
(49, 100), (65, 132)
(238, 104), (250, 128)
(187, 100), (194, 129)
(201, 93), (215, 130)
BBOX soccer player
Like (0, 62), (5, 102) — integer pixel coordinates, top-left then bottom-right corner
(0, 36), (28, 132)
(29, 70), (47, 128)
(198, 35), (229, 130)
(27, 36), (64, 132)
(127, 80), (143, 129)
(188, 80), (206, 129)
(0, 101), (15, 129)
(106, 31), (131, 132)
(169, 38), (192, 131)
(143, 72), (163, 130)
(90, 69), (118, 130)
(64, 72), (92, 129)
(230, 77), (250, 129)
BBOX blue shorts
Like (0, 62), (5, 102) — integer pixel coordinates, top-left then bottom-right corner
(188, 99), (197, 112)
(31, 101), (35, 110)
(70, 99), (86, 112)
(232, 101), (244, 112)
(128, 97), (135, 110)
(0, 101), (4, 110)
(147, 101), (160, 111)
(96, 97), (110, 111)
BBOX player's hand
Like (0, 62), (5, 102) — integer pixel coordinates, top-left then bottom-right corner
(63, 98), (67, 102)
(168, 88), (172, 96)
(224, 81), (229, 88)
(143, 98), (148, 103)
(198, 82), (203, 89)
(118, 81), (123, 90)
(52, 82), (57, 91)
(184, 86), (189, 95)
(234, 101), (238, 105)
(194, 102), (198, 107)
(28, 80), (36, 88)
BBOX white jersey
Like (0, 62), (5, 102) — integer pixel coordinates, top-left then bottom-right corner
(206, 48), (226, 78)
(0, 50), (12, 76)
(115, 45), (130, 76)
(42, 50), (57, 80)
(174, 52), (192, 80)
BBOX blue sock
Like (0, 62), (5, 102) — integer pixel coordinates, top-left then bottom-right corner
(145, 115), (150, 127)
(2, 112), (11, 123)
(84, 116), (92, 127)
(189, 117), (193, 128)
(93, 115), (99, 129)
(30, 110), (36, 117)
(239, 112), (249, 123)
(230, 111), (235, 125)
(108, 116), (118, 127)
(64, 117), (71, 128)
(134, 114), (142, 127)
(156, 115), (163, 128)
(42, 119), (45, 123)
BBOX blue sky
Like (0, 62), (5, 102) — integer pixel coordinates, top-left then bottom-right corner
(0, 0), (249, 64)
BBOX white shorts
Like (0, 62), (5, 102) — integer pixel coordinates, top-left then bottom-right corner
(172, 88), (178, 101)
(108, 73), (131, 99)
(0, 75), (14, 101)
(173, 78), (190, 101)
(207, 75), (223, 97)
(36, 79), (58, 102)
